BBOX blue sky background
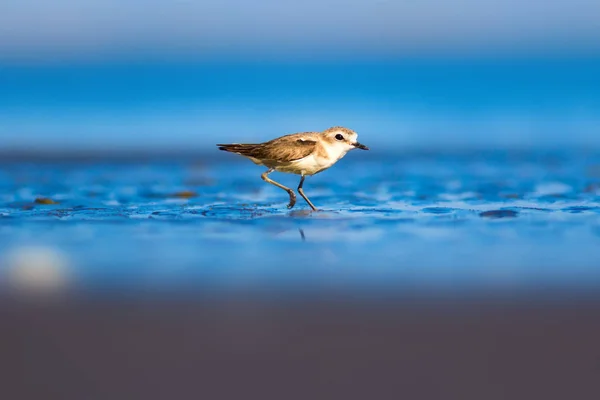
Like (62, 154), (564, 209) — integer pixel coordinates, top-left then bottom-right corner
(1, 0), (599, 153)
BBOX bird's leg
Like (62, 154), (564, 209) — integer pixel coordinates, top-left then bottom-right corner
(297, 175), (317, 211)
(261, 168), (296, 209)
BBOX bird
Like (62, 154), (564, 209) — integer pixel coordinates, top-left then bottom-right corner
(217, 126), (369, 211)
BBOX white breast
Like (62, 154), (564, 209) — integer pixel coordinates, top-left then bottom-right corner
(289, 142), (352, 175)
(288, 154), (326, 175)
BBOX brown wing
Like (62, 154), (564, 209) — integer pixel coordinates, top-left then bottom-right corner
(218, 134), (317, 162)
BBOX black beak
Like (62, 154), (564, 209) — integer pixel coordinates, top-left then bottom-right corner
(353, 142), (369, 150)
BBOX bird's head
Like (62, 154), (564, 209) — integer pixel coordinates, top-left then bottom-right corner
(322, 126), (369, 152)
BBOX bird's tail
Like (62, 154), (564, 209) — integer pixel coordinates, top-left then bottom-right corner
(216, 143), (260, 157)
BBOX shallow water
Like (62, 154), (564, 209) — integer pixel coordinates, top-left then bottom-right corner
(1, 150), (600, 296)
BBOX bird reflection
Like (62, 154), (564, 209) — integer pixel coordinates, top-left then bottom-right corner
(299, 228), (306, 242)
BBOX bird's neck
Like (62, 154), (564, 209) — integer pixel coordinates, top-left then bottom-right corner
(322, 142), (351, 163)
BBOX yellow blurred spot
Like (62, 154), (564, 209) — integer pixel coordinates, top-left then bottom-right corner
(35, 197), (58, 205)
(4, 246), (71, 294)
(170, 191), (198, 199)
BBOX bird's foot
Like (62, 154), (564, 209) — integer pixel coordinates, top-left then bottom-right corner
(287, 193), (297, 209)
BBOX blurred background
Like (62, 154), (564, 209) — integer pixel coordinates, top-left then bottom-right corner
(1, 0), (599, 154)
(2, 1), (600, 398)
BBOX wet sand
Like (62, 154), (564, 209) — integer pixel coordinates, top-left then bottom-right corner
(2, 295), (600, 399)
(2, 153), (600, 398)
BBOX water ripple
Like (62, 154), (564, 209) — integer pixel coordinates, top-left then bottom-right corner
(1, 152), (600, 293)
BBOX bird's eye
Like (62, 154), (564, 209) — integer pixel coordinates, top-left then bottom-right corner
(335, 134), (344, 141)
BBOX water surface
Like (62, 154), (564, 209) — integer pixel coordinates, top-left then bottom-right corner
(1, 150), (600, 296)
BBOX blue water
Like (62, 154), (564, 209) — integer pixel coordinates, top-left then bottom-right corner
(1, 56), (600, 296)
(2, 57), (600, 150)
(1, 150), (600, 295)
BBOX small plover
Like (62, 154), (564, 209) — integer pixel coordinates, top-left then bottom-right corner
(217, 126), (369, 210)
